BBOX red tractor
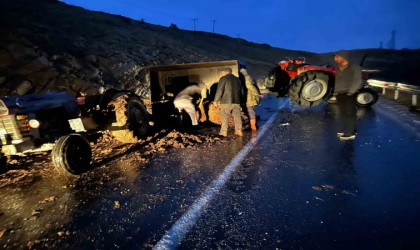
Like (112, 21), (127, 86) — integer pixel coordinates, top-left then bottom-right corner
(264, 57), (378, 107)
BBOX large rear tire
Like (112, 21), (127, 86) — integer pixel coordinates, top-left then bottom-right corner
(356, 88), (378, 107)
(51, 134), (92, 175)
(288, 71), (333, 108)
(109, 95), (149, 143)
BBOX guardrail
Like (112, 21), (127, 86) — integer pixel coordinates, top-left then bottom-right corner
(367, 79), (420, 106)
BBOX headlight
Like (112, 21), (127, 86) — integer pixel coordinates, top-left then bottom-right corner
(28, 119), (41, 129)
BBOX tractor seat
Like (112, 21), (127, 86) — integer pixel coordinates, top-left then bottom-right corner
(286, 63), (299, 72)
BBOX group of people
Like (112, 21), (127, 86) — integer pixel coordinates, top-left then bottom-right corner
(214, 67), (261, 137)
(173, 66), (261, 137)
(174, 49), (362, 141)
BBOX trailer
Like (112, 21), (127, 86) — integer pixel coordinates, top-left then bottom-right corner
(133, 60), (247, 125)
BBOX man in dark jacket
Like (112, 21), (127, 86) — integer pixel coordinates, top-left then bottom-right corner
(333, 50), (362, 140)
(214, 67), (244, 137)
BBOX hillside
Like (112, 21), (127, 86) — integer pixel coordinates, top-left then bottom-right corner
(1, 0), (419, 97)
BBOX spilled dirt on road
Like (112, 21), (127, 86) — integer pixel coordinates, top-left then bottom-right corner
(0, 129), (227, 188)
(0, 127), (234, 248)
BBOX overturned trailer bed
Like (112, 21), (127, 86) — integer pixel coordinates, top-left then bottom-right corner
(133, 60), (247, 126)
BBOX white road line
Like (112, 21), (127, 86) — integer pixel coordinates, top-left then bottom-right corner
(153, 101), (287, 250)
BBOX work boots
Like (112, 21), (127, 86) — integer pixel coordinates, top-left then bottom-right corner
(250, 119), (257, 131)
(219, 131), (227, 137)
(219, 130), (243, 137)
(235, 130), (243, 136)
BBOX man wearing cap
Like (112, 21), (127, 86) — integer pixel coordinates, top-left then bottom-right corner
(214, 67), (244, 137)
(333, 50), (362, 140)
(240, 68), (262, 131)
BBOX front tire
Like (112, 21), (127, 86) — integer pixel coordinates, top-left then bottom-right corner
(356, 88), (378, 107)
(51, 134), (92, 175)
(288, 71), (333, 108)
(109, 95), (149, 143)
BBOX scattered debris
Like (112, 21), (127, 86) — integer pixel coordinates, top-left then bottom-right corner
(314, 196), (324, 201)
(57, 231), (70, 237)
(312, 184), (334, 191)
(313, 185), (357, 197)
(27, 238), (50, 249)
(342, 190), (357, 196)
(31, 209), (42, 216)
(1, 128), (223, 186)
(40, 196), (57, 203)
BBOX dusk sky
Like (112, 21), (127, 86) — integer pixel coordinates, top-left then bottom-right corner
(60, 0), (420, 53)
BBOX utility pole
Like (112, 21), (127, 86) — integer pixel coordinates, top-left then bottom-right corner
(191, 18), (198, 31)
(387, 30), (396, 49)
(211, 19), (217, 33)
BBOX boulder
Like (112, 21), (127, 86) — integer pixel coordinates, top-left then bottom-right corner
(84, 54), (98, 64)
(26, 68), (59, 87)
(5, 43), (37, 61)
(0, 49), (14, 67)
(15, 56), (51, 75)
(13, 80), (33, 95)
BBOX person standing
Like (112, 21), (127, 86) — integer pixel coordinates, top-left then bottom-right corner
(240, 68), (261, 131)
(333, 50), (362, 140)
(214, 67), (244, 137)
(173, 83), (206, 127)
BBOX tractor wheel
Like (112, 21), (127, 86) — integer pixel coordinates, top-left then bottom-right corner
(356, 88), (378, 107)
(51, 134), (92, 175)
(109, 95), (149, 143)
(265, 66), (290, 97)
(288, 71), (333, 108)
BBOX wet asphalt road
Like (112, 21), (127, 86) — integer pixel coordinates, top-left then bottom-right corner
(1, 96), (420, 249)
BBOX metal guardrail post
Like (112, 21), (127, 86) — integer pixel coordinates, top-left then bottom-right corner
(394, 89), (399, 100)
(382, 88), (386, 95)
(413, 95), (418, 106)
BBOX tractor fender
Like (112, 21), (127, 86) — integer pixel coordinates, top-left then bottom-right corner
(98, 88), (129, 109)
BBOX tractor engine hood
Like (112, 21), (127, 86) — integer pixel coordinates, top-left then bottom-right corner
(0, 92), (78, 116)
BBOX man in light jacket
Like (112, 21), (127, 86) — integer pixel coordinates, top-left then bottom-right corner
(173, 83), (206, 126)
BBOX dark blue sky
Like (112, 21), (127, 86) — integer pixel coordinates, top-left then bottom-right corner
(61, 0), (420, 53)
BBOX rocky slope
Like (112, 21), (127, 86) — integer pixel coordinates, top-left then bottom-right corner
(0, 0), (419, 98)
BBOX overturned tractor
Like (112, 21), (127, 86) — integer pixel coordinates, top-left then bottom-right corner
(0, 89), (149, 175)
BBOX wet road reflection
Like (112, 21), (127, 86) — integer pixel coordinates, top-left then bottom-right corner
(180, 99), (420, 249)
(1, 96), (419, 249)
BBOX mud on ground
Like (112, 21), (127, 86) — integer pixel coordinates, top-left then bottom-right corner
(0, 128), (230, 189)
